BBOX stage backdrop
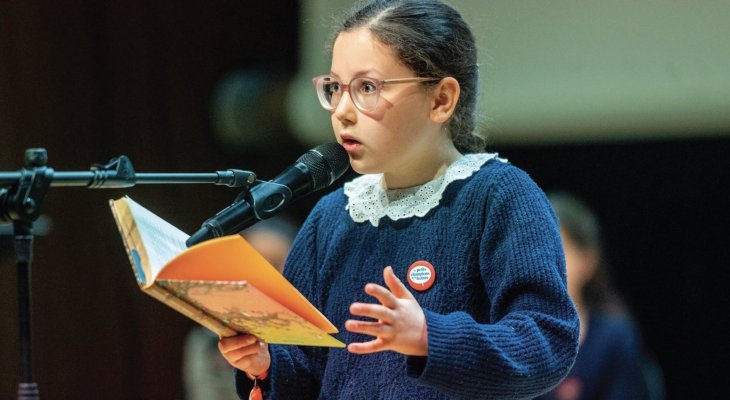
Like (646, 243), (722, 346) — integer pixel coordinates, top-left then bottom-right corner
(1, 1), (728, 399)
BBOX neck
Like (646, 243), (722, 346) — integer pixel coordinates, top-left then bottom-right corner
(383, 143), (462, 189)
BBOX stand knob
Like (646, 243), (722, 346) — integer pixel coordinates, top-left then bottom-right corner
(24, 149), (47, 167)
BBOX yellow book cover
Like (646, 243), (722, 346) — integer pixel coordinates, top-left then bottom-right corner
(109, 195), (344, 348)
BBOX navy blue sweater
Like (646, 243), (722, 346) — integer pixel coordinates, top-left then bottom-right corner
(235, 159), (579, 399)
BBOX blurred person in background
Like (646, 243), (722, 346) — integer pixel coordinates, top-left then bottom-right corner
(538, 192), (665, 400)
(181, 217), (298, 400)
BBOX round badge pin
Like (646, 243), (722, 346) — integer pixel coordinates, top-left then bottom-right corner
(407, 260), (435, 291)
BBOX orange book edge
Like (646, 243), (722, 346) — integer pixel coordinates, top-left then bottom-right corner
(157, 232), (338, 335)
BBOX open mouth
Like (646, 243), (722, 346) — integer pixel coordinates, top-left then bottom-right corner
(340, 133), (360, 145)
(341, 138), (362, 152)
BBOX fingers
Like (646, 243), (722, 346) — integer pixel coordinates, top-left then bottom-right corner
(383, 266), (414, 300)
(363, 282), (398, 308)
(345, 266), (423, 356)
(347, 337), (387, 354)
(219, 334), (257, 352)
(361, 266), (413, 309)
(349, 266), (414, 323)
(345, 319), (393, 338)
(349, 301), (394, 322)
(217, 334), (271, 376)
(218, 335), (262, 363)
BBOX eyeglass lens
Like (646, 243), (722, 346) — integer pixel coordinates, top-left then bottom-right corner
(319, 77), (379, 111)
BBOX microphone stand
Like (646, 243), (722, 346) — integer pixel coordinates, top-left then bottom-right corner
(0, 148), (256, 400)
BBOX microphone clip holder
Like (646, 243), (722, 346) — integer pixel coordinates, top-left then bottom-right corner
(0, 149), (52, 226)
(88, 155), (137, 188)
(1, 147), (259, 400)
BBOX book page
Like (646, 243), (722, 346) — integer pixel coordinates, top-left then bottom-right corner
(110, 198), (148, 285)
(142, 283), (238, 338)
(157, 279), (344, 347)
(123, 197), (190, 283)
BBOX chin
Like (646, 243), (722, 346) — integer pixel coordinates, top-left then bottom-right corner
(349, 159), (380, 176)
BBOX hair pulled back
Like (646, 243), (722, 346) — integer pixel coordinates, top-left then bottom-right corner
(332, 0), (485, 153)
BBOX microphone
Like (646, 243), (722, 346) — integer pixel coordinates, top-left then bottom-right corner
(185, 142), (349, 247)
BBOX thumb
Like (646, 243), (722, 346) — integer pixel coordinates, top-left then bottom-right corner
(384, 266), (414, 299)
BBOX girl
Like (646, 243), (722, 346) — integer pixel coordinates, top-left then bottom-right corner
(219, 1), (579, 398)
(538, 192), (664, 400)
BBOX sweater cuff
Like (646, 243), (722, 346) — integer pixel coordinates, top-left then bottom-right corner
(405, 309), (473, 386)
(234, 368), (255, 398)
(267, 344), (295, 388)
(233, 345), (293, 398)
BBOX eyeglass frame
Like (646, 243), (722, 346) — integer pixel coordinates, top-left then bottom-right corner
(311, 75), (442, 112)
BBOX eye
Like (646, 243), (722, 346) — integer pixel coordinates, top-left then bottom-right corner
(324, 81), (340, 95)
(357, 79), (378, 95)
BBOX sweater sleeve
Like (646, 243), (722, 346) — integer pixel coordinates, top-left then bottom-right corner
(234, 198), (331, 399)
(406, 166), (579, 399)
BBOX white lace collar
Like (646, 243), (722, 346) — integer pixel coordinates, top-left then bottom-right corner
(343, 153), (503, 226)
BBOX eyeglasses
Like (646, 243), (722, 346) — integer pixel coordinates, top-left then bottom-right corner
(311, 75), (441, 112)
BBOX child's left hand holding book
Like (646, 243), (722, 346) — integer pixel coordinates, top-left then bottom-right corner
(218, 334), (271, 377)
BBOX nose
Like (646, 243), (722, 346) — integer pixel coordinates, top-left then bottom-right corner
(332, 90), (357, 124)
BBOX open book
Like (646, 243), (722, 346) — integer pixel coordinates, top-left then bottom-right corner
(109, 196), (344, 348)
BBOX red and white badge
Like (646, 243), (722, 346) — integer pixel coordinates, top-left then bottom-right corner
(407, 260), (436, 291)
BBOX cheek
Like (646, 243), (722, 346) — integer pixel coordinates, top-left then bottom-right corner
(376, 105), (427, 144)
(391, 99), (436, 139)
(330, 116), (338, 137)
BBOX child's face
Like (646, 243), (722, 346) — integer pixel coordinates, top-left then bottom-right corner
(329, 28), (442, 177)
(561, 228), (598, 301)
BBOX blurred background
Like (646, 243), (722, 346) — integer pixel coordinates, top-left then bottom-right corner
(1, 1), (728, 398)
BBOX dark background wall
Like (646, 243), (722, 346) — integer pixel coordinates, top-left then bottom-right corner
(1, 1), (727, 399)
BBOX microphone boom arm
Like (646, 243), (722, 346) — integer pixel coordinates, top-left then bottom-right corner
(1, 155), (257, 190)
(0, 147), (258, 400)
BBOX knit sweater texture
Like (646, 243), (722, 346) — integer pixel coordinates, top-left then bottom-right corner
(235, 158), (579, 399)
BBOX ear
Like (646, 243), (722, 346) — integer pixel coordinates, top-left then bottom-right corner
(429, 77), (460, 123)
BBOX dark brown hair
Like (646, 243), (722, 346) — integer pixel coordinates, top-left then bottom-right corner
(332, 0), (485, 153)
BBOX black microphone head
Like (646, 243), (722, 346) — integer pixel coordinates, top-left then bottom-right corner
(297, 142), (350, 191)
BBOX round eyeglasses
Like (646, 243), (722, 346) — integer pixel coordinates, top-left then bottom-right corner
(311, 75), (441, 113)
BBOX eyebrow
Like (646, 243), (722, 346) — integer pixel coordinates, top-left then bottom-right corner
(329, 69), (383, 80)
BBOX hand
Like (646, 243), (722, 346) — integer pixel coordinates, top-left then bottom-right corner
(345, 266), (428, 356)
(218, 334), (270, 376)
